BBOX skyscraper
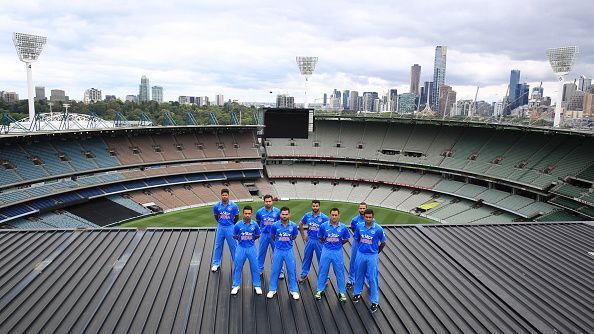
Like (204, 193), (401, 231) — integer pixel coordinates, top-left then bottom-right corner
(438, 85), (456, 116)
(215, 94), (224, 106)
(431, 46), (447, 111)
(139, 75), (150, 103)
(362, 92), (378, 112)
(506, 69), (521, 113)
(50, 89), (66, 103)
(276, 94), (295, 108)
(342, 90), (350, 110)
(562, 83), (577, 105)
(151, 86), (163, 103)
(348, 91), (359, 111)
(35, 86), (45, 101)
(410, 64), (421, 95)
(389, 89), (398, 112)
(578, 77), (592, 91)
(421, 81), (433, 107)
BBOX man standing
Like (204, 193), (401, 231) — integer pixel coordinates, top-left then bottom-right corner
(211, 188), (239, 272)
(232, 206), (262, 295)
(315, 208), (350, 302)
(256, 194), (282, 276)
(298, 200), (329, 283)
(268, 207), (300, 300)
(352, 209), (386, 313)
(347, 202), (373, 289)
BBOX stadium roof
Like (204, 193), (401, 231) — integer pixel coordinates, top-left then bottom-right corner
(0, 222), (592, 333)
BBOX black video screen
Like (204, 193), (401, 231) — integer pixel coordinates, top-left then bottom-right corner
(264, 108), (310, 139)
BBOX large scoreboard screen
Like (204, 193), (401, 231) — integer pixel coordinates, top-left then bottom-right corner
(263, 108), (311, 139)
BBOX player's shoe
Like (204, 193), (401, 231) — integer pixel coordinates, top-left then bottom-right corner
(254, 287), (263, 295)
(370, 303), (379, 313)
(231, 286), (240, 295)
(279, 272), (285, 279)
(314, 291), (322, 300)
(352, 294), (361, 303)
(339, 293), (347, 302)
(267, 291), (276, 299)
(346, 282), (354, 290)
(291, 292), (300, 300)
(211, 265), (219, 272)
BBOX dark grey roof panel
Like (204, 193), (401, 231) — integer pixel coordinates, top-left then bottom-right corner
(0, 223), (591, 334)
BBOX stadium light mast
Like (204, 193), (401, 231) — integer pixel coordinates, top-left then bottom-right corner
(546, 46), (578, 128)
(13, 32), (47, 123)
(296, 56), (318, 108)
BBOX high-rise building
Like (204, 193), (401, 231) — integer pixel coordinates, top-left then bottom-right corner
(1, 92), (19, 103)
(139, 75), (150, 103)
(388, 89), (398, 112)
(342, 90), (350, 110)
(515, 83), (530, 108)
(50, 89), (66, 103)
(562, 83), (577, 105)
(567, 91), (584, 111)
(421, 81), (433, 107)
(504, 70), (521, 114)
(348, 91), (359, 111)
(215, 94), (224, 106)
(578, 77), (592, 92)
(532, 86), (544, 99)
(410, 64), (421, 95)
(200, 96), (209, 106)
(438, 85), (456, 116)
(83, 88), (102, 104)
(583, 90), (594, 117)
(323, 93), (327, 107)
(431, 46), (447, 111)
(125, 95), (138, 103)
(151, 86), (163, 103)
(104, 95), (116, 101)
(398, 93), (416, 113)
(276, 94), (295, 108)
(362, 92), (378, 112)
(333, 89), (341, 102)
(35, 86), (45, 101)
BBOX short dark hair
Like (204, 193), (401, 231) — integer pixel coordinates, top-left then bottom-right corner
(359, 202), (367, 207)
(263, 194), (273, 201)
(221, 188), (230, 195)
(312, 200), (320, 205)
(364, 208), (374, 216)
(280, 206), (290, 213)
(330, 207), (340, 214)
(243, 205), (253, 213)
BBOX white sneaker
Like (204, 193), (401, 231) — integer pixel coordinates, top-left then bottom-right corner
(291, 292), (300, 300)
(267, 291), (276, 299)
(254, 287), (262, 295)
(231, 286), (240, 295)
(211, 265), (219, 272)
(279, 272), (285, 279)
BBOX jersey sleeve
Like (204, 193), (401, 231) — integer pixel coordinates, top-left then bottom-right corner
(292, 224), (299, 238)
(233, 224), (240, 237)
(378, 227), (386, 243)
(350, 217), (357, 230)
(341, 226), (350, 240)
(301, 214), (308, 224)
(270, 223), (277, 236)
(255, 209), (262, 223)
(233, 203), (239, 216)
(353, 226), (360, 242)
(254, 224), (261, 236)
(318, 224), (326, 240)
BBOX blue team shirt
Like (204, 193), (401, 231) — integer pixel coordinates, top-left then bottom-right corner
(213, 200), (239, 226)
(301, 212), (329, 239)
(354, 223), (386, 254)
(234, 220), (261, 248)
(270, 221), (299, 250)
(318, 222), (350, 250)
(350, 215), (366, 230)
(256, 206), (281, 234)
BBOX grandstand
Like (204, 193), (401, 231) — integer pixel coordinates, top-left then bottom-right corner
(1, 116), (593, 229)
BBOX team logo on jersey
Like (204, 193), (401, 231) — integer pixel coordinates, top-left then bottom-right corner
(318, 218), (322, 222)
(227, 206), (231, 210)
(370, 230), (376, 235)
(250, 226), (254, 231)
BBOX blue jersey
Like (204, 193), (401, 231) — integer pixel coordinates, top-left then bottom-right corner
(256, 206), (281, 234)
(354, 223), (386, 254)
(350, 215), (366, 230)
(213, 200), (239, 226)
(301, 212), (329, 239)
(270, 221), (298, 251)
(319, 222), (350, 250)
(234, 220), (261, 248)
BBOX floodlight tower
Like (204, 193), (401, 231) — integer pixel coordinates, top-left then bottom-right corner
(296, 56), (318, 108)
(546, 46), (578, 128)
(13, 32), (47, 122)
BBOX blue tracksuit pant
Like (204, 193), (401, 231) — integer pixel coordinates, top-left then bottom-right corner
(300, 238), (321, 277)
(316, 248), (346, 294)
(212, 224), (237, 266)
(354, 252), (379, 304)
(258, 232), (282, 273)
(269, 248), (298, 293)
(348, 239), (359, 283)
(232, 246), (261, 288)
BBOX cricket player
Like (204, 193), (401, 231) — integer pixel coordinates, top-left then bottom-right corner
(268, 206), (300, 300)
(352, 209), (386, 313)
(315, 208), (350, 302)
(255, 194), (282, 277)
(231, 206), (262, 295)
(298, 200), (329, 282)
(211, 188), (239, 272)
(347, 202), (375, 289)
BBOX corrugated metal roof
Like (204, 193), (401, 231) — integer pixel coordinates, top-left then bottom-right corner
(0, 223), (591, 334)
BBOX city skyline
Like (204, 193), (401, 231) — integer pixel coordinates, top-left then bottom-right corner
(1, 0), (592, 105)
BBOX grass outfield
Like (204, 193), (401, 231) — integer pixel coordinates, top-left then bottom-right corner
(121, 199), (436, 228)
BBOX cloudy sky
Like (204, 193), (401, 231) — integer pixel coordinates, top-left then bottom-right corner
(1, 0), (592, 104)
